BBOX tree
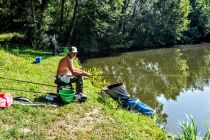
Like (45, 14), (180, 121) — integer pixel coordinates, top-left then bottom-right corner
(72, 0), (126, 55)
(60, 0), (65, 32)
(183, 0), (209, 43)
(0, 0), (30, 33)
(66, 0), (80, 47)
(0, 0), (209, 55)
(128, 0), (190, 48)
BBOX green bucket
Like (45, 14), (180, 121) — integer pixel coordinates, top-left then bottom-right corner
(59, 89), (75, 103)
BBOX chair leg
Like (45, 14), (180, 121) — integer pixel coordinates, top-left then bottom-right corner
(69, 83), (74, 90)
(57, 86), (60, 93)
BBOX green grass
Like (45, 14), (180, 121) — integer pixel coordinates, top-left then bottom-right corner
(0, 43), (166, 139)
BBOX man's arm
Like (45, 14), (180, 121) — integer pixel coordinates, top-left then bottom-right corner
(67, 59), (90, 77)
(74, 67), (83, 72)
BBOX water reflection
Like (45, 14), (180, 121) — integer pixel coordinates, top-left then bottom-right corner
(157, 87), (210, 135)
(83, 43), (210, 135)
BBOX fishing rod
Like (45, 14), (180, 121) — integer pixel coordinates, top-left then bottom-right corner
(0, 76), (56, 87)
(91, 74), (188, 77)
(0, 87), (45, 94)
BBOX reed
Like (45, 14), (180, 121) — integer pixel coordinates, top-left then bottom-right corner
(176, 114), (210, 140)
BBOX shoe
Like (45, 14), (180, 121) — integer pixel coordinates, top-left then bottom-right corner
(75, 93), (87, 102)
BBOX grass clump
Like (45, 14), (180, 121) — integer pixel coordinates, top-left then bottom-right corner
(0, 44), (166, 139)
(170, 114), (210, 140)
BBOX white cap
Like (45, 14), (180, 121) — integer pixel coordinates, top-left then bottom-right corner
(70, 46), (78, 53)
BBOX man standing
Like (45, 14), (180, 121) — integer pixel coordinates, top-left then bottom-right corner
(50, 34), (60, 55)
(55, 46), (91, 100)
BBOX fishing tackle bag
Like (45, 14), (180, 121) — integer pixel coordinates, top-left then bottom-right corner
(103, 83), (155, 116)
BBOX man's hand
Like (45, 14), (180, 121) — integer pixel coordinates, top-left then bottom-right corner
(84, 72), (91, 77)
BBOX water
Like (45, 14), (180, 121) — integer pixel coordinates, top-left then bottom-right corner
(82, 43), (210, 135)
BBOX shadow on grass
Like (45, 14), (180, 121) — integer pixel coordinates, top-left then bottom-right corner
(0, 42), (65, 60)
(12, 93), (64, 107)
(34, 93), (62, 105)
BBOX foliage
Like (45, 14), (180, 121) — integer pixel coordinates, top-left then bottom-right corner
(0, 0), (209, 55)
(128, 0), (190, 48)
(72, 0), (125, 55)
(0, 0), (30, 32)
(183, 0), (210, 43)
(178, 115), (198, 140)
(87, 67), (109, 89)
(203, 124), (210, 140)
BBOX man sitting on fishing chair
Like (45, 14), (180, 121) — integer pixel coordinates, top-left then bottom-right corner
(55, 46), (91, 100)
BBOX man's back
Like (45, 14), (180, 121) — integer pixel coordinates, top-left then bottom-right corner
(57, 56), (73, 76)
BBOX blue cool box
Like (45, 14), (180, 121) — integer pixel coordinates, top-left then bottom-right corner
(35, 57), (41, 63)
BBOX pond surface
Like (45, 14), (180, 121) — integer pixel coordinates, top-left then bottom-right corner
(82, 43), (210, 135)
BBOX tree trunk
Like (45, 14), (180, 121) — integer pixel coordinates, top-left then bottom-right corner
(66, 0), (80, 47)
(41, 0), (48, 20)
(30, 0), (36, 46)
(118, 0), (130, 33)
(128, 0), (138, 36)
(60, 0), (65, 32)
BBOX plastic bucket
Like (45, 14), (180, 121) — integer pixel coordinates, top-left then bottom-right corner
(35, 57), (41, 63)
(63, 48), (69, 54)
(59, 89), (75, 103)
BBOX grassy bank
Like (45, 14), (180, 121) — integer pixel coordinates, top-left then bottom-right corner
(0, 44), (165, 139)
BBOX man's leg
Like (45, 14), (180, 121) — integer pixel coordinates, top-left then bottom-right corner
(70, 76), (87, 102)
(70, 76), (83, 93)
